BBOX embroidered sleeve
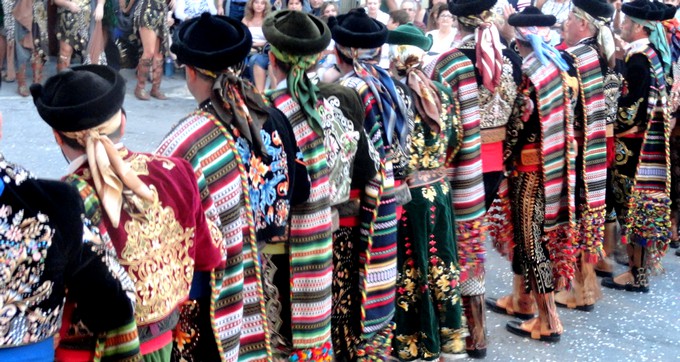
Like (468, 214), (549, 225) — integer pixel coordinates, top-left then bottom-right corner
(616, 54), (651, 133)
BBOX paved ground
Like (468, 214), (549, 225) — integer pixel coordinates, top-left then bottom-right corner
(0, 64), (678, 362)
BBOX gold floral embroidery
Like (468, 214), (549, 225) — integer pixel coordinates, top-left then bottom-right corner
(440, 327), (466, 354)
(396, 333), (420, 360)
(122, 188), (195, 324)
(128, 153), (176, 176)
(422, 185), (437, 202)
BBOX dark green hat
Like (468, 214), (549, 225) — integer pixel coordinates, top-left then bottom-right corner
(171, 13), (252, 71)
(387, 23), (433, 51)
(31, 65), (125, 132)
(263, 10), (331, 56)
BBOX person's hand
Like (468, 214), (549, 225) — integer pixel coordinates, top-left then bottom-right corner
(94, 3), (104, 21)
(612, 0), (622, 11)
(499, 4), (516, 43)
(217, 5), (224, 15)
(68, 1), (81, 13)
(274, 0), (282, 9)
(614, 34), (626, 60)
(166, 14), (175, 26)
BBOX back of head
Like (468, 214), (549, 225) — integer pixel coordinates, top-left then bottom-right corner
(263, 9), (331, 58)
(330, 8), (388, 49)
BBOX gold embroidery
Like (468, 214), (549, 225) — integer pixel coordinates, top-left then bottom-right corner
(128, 153), (176, 176)
(122, 188), (195, 324)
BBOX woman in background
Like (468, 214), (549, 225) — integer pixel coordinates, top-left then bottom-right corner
(243, 0), (270, 92)
(426, 3), (458, 54)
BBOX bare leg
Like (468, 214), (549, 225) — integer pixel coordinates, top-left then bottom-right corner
(253, 64), (266, 93)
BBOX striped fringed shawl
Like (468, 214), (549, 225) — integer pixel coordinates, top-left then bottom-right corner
(431, 49), (486, 281)
(268, 90), (334, 357)
(339, 75), (398, 349)
(523, 53), (577, 289)
(565, 43), (608, 264)
(621, 45), (672, 273)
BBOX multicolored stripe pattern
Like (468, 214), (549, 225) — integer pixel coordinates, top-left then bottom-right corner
(339, 76), (398, 345)
(431, 49), (486, 281)
(524, 53), (578, 288)
(268, 90), (334, 353)
(156, 111), (268, 362)
(565, 43), (608, 262)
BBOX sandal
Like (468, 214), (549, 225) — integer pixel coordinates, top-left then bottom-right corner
(506, 319), (561, 343)
(485, 297), (535, 320)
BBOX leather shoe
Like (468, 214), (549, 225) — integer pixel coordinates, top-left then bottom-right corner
(601, 277), (649, 293)
(485, 297), (534, 320)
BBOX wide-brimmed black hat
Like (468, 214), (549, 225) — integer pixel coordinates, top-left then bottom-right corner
(387, 23), (433, 51)
(508, 6), (556, 27)
(449, 0), (497, 17)
(329, 8), (388, 49)
(658, 2), (677, 21)
(622, 0), (664, 21)
(30, 65), (125, 132)
(171, 13), (252, 71)
(263, 10), (331, 56)
(572, 0), (614, 20)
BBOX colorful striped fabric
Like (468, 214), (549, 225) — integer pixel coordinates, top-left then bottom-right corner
(431, 49), (486, 281)
(620, 45), (672, 265)
(156, 111), (269, 362)
(523, 53), (577, 288)
(339, 76), (398, 348)
(267, 90), (334, 355)
(565, 42), (608, 262)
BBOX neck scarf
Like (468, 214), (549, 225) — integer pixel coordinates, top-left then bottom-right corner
(389, 44), (442, 133)
(336, 43), (409, 151)
(663, 18), (680, 63)
(62, 114), (154, 228)
(458, 10), (504, 92)
(269, 46), (324, 136)
(572, 7), (616, 68)
(515, 26), (569, 71)
(630, 16), (672, 74)
(204, 66), (271, 161)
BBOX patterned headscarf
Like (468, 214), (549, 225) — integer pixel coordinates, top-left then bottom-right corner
(458, 10), (504, 92)
(389, 44), (442, 133)
(336, 43), (410, 151)
(269, 45), (324, 136)
(572, 6), (616, 68)
(630, 17), (673, 74)
(62, 113), (154, 228)
(515, 26), (569, 71)
(195, 65), (271, 161)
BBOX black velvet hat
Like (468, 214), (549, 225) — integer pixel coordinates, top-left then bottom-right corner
(263, 10), (331, 56)
(659, 2), (677, 21)
(387, 23), (433, 51)
(171, 13), (252, 71)
(622, 0), (664, 21)
(572, 0), (614, 19)
(508, 6), (556, 27)
(329, 8), (388, 49)
(449, 0), (498, 17)
(30, 65), (125, 132)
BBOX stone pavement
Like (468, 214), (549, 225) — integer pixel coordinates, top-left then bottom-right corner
(0, 65), (678, 362)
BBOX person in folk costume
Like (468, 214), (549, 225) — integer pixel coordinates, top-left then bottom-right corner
(0, 113), (140, 361)
(438, 0), (523, 356)
(601, 0), (673, 293)
(9, 0), (47, 97)
(264, 9), (370, 360)
(495, 6), (578, 342)
(328, 7), (413, 360)
(427, 0), (491, 356)
(157, 13), (307, 361)
(385, 23), (469, 361)
(546, 0), (615, 311)
(660, 2), (680, 252)
(31, 65), (225, 362)
(53, 0), (108, 70)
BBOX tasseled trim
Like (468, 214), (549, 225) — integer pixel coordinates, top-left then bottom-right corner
(544, 225), (578, 290)
(621, 192), (672, 275)
(289, 342), (332, 362)
(486, 178), (514, 261)
(355, 322), (395, 361)
(456, 218), (486, 283)
(578, 205), (606, 264)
